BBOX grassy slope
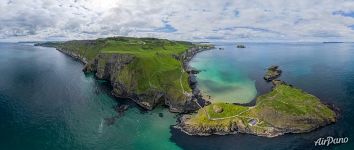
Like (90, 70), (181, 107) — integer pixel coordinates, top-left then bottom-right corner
(55, 37), (193, 101)
(254, 84), (336, 130)
(185, 84), (336, 133)
(55, 39), (106, 61)
(100, 38), (192, 93)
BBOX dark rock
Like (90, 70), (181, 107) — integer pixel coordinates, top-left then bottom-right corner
(192, 87), (200, 96)
(172, 54), (180, 60)
(264, 65), (282, 81)
(272, 79), (286, 86)
(185, 66), (201, 74)
(189, 75), (198, 86)
(182, 99), (201, 113)
(158, 113), (164, 117)
(237, 45), (246, 48)
(115, 105), (129, 113)
(213, 105), (223, 113)
(104, 117), (117, 126)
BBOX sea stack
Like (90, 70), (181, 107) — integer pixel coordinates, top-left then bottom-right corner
(237, 44), (246, 48)
(264, 65), (282, 81)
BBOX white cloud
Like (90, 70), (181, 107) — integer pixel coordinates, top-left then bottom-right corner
(1, 0), (354, 42)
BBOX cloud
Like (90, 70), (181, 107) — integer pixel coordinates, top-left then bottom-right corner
(1, 0), (354, 42)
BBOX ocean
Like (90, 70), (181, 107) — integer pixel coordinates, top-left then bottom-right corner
(0, 42), (353, 150)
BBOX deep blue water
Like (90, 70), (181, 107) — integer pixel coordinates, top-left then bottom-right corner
(1, 42), (354, 150)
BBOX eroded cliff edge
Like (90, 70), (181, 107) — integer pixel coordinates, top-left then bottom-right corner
(36, 37), (214, 113)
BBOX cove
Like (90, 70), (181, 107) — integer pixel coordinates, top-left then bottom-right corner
(189, 44), (257, 103)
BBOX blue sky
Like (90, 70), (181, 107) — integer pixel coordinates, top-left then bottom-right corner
(1, 0), (354, 42)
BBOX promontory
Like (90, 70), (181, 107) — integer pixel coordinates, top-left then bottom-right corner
(36, 37), (214, 113)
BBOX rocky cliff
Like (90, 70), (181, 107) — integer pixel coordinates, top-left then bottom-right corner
(36, 38), (214, 113)
(83, 52), (197, 112)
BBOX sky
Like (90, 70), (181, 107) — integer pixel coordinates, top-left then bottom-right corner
(1, 0), (354, 42)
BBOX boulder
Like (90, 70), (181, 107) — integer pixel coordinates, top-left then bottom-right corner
(237, 45), (246, 48)
(264, 65), (282, 81)
(213, 105), (223, 113)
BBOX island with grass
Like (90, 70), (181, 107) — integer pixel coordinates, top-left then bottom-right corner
(36, 37), (214, 112)
(175, 68), (337, 137)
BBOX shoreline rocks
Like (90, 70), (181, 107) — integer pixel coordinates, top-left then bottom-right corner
(213, 105), (223, 113)
(264, 65), (282, 81)
(181, 45), (215, 110)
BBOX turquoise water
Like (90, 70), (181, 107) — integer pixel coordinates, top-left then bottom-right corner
(0, 43), (181, 150)
(190, 47), (257, 103)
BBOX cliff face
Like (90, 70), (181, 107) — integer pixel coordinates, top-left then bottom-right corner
(82, 51), (201, 112)
(56, 47), (88, 64)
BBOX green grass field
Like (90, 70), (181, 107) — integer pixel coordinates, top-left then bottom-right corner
(255, 84), (335, 117)
(99, 37), (193, 93)
(47, 37), (196, 106)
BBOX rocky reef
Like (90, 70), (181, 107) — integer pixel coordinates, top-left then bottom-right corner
(264, 65), (282, 81)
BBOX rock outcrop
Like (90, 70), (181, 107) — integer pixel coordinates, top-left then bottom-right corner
(236, 45), (246, 48)
(264, 65), (282, 81)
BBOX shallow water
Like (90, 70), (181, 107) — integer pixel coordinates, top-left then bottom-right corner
(190, 46), (258, 103)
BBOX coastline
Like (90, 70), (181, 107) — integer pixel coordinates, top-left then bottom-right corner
(175, 77), (337, 137)
(181, 44), (216, 106)
(37, 40), (215, 113)
(38, 40), (337, 138)
(57, 47), (88, 64)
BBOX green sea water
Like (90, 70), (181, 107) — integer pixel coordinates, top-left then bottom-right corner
(190, 47), (257, 103)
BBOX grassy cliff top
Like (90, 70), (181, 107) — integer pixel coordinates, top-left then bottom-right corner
(41, 37), (203, 101)
(97, 37), (194, 93)
(47, 37), (194, 61)
(185, 84), (336, 133)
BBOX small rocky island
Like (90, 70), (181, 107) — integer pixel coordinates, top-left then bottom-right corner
(237, 44), (246, 48)
(175, 66), (337, 137)
(264, 65), (282, 81)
